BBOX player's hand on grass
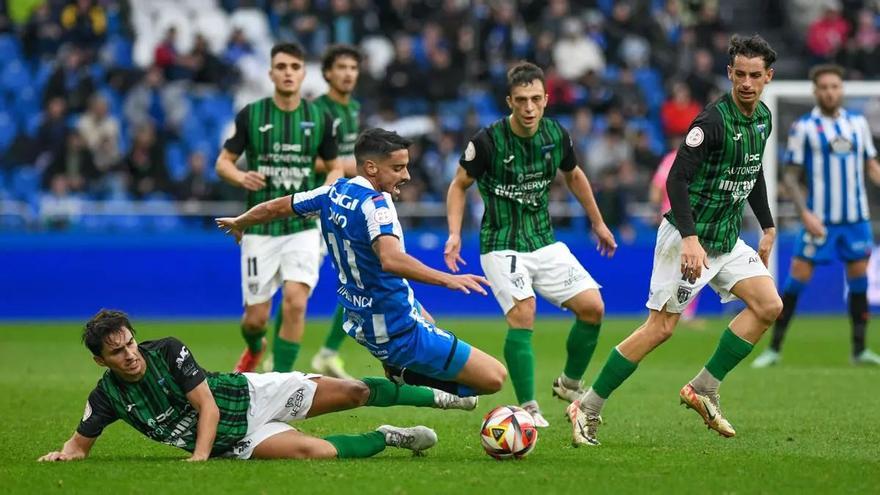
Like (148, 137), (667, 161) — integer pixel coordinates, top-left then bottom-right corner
(185, 453), (209, 462)
(37, 451), (80, 462)
(444, 273), (489, 295)
(757, 228), (776, 267)
(592, 223), (618, 257)
(215, 217), (244, 244)
(680, 236), (708, 284)
(443, 234), (466, 272)
(801, 211), (826, 239)
(239, 171), (266, 191)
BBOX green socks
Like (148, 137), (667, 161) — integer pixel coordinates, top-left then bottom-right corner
(705, 328), (754, 381)
(273, 338), (300, 372)
(362, 377), (436, 407)
(563, 320), (601, 381)
(241, 326), (266, 353)
(323, 305), (348, 352)
(504, 328), (535, 404)
(591, 347), (638, 399)
(324, 431), (386, 458)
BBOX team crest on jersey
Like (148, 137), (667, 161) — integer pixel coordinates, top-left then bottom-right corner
(685, 127), (704, 147)
(756, 123), (766, 137)
(830, 136), (854, 154)
(541, 143), (555, 153)
(301, 121), (314, 136)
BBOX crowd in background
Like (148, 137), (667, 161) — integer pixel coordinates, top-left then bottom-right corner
(1, 0), (880, 233)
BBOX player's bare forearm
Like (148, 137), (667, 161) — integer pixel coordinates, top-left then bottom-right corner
(236, 196), (295, 229)
(215, 150), (243, 186)
(867, 158), (880, 186)
(377, 240), (451, 286)
(562, 167), (604, 226)
(321, 158), (343, 184)
(446, 168), (474, 237)
(38, 432), (95, 462)
(187, 382), (219, 461)
(782, 166), (809, 216)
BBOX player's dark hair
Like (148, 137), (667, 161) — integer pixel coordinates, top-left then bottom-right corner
(507, 62), (545, 94)
(809, 63), (845, 83)
(82, 309), (136, 357)
(728, 34), (776, 68)
(354, 128), (412, 166)
(271, 42), (305, 62)
(321, 44), (361, 77)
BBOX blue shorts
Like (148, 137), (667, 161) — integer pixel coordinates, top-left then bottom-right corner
(365, 319), (472, 381)
(794, 221), (873, 264)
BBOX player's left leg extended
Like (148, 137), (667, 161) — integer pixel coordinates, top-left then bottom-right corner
(683, 274), (782, 437)
(249, 426), (437, 459)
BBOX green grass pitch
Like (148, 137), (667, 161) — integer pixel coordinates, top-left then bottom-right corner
(1, 316), (878, 494)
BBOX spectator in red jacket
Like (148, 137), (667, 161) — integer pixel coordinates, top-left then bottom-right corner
(660, 80), (702, 138)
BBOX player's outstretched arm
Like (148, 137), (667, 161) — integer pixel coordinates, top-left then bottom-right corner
(185, 381), (220, 462)
(216, 195), (295, 243)
(444, 166), (475, 272)
(374, 235), (489, 295)
(782, 165), (825, 238)
(37, 432), (96, 462)
(561, 167), (617, 257)
(215, 149), (266, 191)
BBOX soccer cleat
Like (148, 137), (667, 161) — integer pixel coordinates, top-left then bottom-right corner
(311, 352), (355, 380)
(679, 383), (736, 438)
(566, 400), (601, 447)
(852, 349), (880, 365)
(377, 425), (438, 454)
(433, 390), (478, 410)
(750, 348), (780, 368)
(521, 402), (550, 428)
(234, 337), (267, 373)
(551, 376), (585, 402)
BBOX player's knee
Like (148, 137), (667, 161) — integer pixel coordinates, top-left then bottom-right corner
(282, 293), (308, 317)
(483, 362), (507, 393)
(575, 299), (604, 323)
(506, 299), (536, 328)
(646, 320), (675, 345)
(242, 312), (269, 330)
(347, 379), (370, 407)
(758, 295), (784, 324)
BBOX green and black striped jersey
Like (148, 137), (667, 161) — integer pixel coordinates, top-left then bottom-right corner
(224, 97), (338, 236)
(77, 338), (250, 457)
(312, 94), (360, 158)
(664, 93), (772, 253)
(461, 117), (577, 254)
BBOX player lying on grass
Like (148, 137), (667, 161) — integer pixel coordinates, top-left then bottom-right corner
(38, 310), (476, 462)
(217, 128), (508, 398)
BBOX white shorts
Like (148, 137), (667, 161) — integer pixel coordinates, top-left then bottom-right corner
(240, 230), (321, 305)
(480, 242), (601, 314)
(646, 219), (773, 313)
(225, 371), (321, 459)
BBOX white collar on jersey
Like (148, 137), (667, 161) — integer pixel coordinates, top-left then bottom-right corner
(811, 106), (847, 120)
(349, 175), (375, 190)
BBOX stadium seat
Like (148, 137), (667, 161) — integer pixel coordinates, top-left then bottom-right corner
(193, 8), (232, 54)
(11, 86), (39, 125)
(165, 142), (188, 181)
(0, 111), (17, 154)
(9, 167), (41, 206)
(0, 34), (21, 64)
(0, 60), (31, 96)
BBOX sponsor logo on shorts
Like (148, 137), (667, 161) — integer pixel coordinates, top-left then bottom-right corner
(677, 285), (693, 304)
(286, 388), (306, 417)
(748, 256), (759, 264)
(563, 267), (587, 288)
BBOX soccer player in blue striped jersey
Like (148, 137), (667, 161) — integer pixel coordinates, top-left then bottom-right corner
(217, 128), (508, 397)
(753, 64), (880, 368)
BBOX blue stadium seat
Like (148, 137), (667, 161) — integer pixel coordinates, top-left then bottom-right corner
(12, 86), (40, 126)
(0, 111), (18, 153)
(634, 68), (665, 112)
(0, 60), (32, 96)
(0, 35), (21, 64)
(9, 167), (41, 205)
(197, 93), (234, 128)
(32, 60), (55, 94)
(165, 142), (188, 181)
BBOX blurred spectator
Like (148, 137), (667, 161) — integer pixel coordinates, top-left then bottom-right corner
(22, 2), (64, 60)
(60, 0), (107, 52)
(837, 8), (879, 78)
(614, 68), (647, 118)
(580, 70), (614, 115)
(123, 65), (188, 136)
(545, 65), (577, 114)
(153, 27), (184, 79)
(425, 48), (458, 103)
(76, 94), (121, 172)
(224, 28), (255, 65)
(685, 49), (719, 105)
(661, 81), (701, 138)
(322, 0), (371, 46)
(806, 2), (850, 62)
(421, 132), (459, 196)
(176, 151), (215, 201)
(189, 34), (231, 88)
(593, 165), (634, 238)
(586, 124), (633, 177)
(693, 2), (726, 50)
(35, 97), (70, 166)
(43, 131), (98, 193)
(552, 18), (604, 81)
(40, 175), (82, 231)
(569, 108), (595, 164)
(632, 129), (660, 177)
(44, 45), (96, 114)
(123, 123), (170, 198)
(383, 35), (424, 99)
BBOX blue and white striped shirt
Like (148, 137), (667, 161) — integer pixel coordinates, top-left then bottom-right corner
(786, 107), (877, 225)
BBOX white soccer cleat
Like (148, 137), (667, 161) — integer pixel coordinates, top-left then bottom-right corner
(750, 349), (780, 368)
(377, 425), (438, 454)
(551, 376), (585, 402)
(311, 352), (355, 380)
(852, 349), (880, 365)
(433, 390), (478, 410)
(521, 402), (550, 428)
(566, 400), (601, 447)
(679, 384), (736, 438)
